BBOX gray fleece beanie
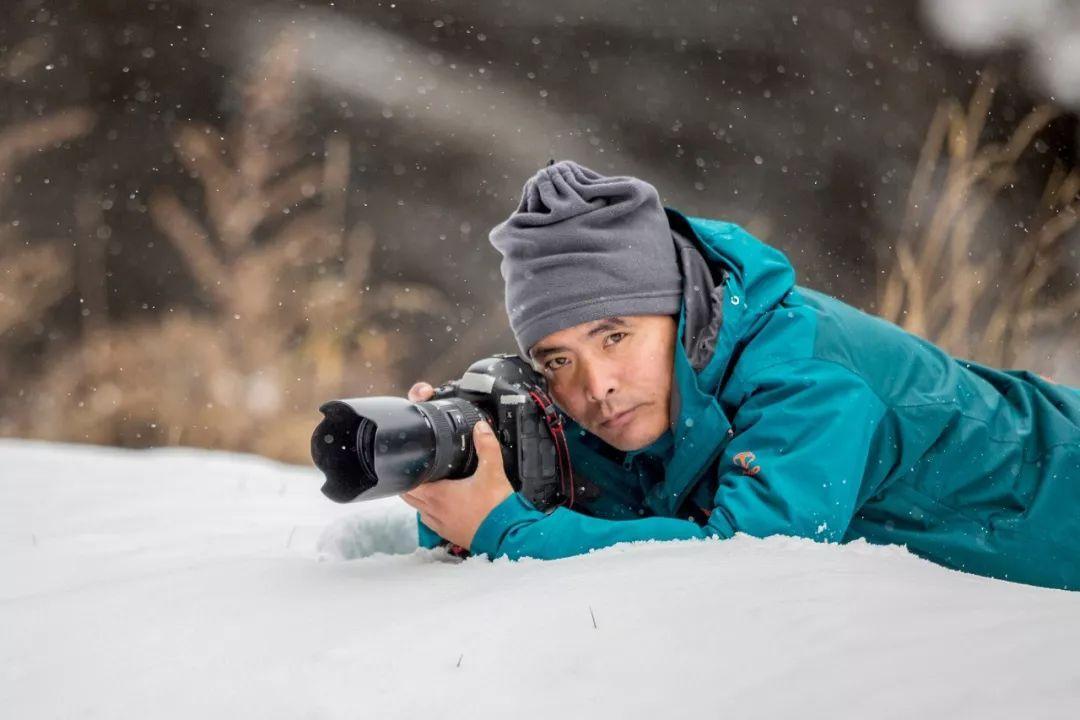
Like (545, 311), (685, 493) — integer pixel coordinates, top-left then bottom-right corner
(489, 160), (682, 358)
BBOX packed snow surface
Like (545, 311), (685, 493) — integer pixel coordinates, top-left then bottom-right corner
(2, 439), (1079, 719)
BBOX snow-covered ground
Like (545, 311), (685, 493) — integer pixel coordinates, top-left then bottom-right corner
(2, 439), (1079, 719)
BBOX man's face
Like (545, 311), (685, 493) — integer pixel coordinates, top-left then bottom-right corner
(529, 314), (677, 452)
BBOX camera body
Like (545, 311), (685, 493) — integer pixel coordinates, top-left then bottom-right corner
(428, 354), (568, 510)
(312, 354), (580, 512)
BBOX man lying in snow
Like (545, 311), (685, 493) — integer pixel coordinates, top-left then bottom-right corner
(401, 160), (1080, 591)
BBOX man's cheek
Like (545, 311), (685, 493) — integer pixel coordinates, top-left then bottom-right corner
(550, 388), (581, 419)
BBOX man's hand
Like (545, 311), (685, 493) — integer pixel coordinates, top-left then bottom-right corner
(401, 382), (514, 551)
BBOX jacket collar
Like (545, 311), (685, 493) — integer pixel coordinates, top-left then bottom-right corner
(643, 304), (733, 515)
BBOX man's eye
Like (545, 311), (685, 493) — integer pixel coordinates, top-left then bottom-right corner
(605, 332), (627, 347)
(544, 357), (569, 372)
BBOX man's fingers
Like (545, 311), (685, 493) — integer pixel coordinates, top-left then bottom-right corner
(402, 488), (432, 511)
(407, 381), (434, 402)
(402, 496), (437, 530)
(472, 420), (506, 475)
(403, 487), (445, 533)
(404, 480), (452, 508)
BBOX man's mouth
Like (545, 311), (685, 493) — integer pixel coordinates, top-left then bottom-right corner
(600, 404), (641, 430)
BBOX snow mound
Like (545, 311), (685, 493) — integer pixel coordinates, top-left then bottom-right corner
(2, 439), (1078, 719)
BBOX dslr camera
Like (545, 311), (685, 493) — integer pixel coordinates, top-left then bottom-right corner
(311, 354), (586, 512)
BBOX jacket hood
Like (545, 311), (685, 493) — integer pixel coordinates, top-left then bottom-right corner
(666, 208), (797, 394)
(561, 209), (799, 516)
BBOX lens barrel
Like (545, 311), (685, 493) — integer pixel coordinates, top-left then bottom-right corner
(311, 395), (486, 503)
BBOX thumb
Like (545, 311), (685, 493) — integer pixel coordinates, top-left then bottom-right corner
(472, 420), (506, 475)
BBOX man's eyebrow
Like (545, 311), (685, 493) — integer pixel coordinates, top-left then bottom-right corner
(530, 317), (628, 360)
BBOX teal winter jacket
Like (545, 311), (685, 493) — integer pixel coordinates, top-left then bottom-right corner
(423, 210), (1080, 590)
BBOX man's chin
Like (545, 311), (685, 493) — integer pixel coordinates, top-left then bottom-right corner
(601, 425), (663, 452)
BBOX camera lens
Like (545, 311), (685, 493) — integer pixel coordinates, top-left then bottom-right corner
(418, 397), (484, 479)
(311, 396), (487, 503)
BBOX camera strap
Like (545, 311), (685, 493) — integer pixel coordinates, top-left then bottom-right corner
(526, 388), (577, 508)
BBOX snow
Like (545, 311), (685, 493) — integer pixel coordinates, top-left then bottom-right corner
(923, 0), (1080, 106)
(2, 439), (1079, 719)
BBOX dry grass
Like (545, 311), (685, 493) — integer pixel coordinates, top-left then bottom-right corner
(6, 58), (1078, 461)
(879, 72), (1080, 371)
(0, 108), (95, 383)
(7, 33), (448, 463)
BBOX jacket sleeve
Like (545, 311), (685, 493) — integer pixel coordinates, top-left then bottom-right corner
(422, 501), (707, 557)
(417, 515), (445, 549)
(470, 357), (888, 560)
(470, 493), (713, 560)
(707, 357), (888, 542)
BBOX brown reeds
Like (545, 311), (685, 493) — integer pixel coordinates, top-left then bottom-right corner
(0, 108), (94, 374)
(12, 32), (447, 462)
(879, 71), (1079, 371)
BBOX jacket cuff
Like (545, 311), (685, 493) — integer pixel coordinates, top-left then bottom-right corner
(470, 492), (544, 558)
(417, 513), (445, 549)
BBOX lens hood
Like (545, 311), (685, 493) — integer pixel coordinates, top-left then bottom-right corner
(312, 397), (438, 502)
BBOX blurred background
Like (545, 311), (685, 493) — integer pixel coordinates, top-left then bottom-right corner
(1, 0), (1077, 464)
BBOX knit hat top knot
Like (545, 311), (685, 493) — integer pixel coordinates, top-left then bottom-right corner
(488, 160), (682, 357)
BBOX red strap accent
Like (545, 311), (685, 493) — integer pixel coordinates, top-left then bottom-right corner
(526, 388), (576, 508)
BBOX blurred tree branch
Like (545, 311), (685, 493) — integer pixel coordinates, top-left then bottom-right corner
(11, 32), (450, 462)
(0, 107), (95, 338)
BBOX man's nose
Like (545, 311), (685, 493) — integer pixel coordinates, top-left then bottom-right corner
(582, 358), (617, 403)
